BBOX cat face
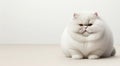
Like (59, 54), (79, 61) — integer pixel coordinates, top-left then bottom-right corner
(72, 12), (99, 36)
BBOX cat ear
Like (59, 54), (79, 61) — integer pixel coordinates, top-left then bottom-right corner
(94, 12), (98, 16)
(73, 13), (79, 19)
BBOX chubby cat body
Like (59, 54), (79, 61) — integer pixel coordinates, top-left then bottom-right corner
(61, 12), (115, 59)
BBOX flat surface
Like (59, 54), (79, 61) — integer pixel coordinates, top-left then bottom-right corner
(0, 44), (120, 66)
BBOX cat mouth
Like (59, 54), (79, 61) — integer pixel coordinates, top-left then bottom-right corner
(82, 32), (89, 37)
(82, 30), (93, 34)
(82, 30), (87, 33)
(81, 30), (90, 36)
(78, 29), (91, 35)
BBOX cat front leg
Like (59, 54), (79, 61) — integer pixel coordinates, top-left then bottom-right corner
(88, 55), (99, 59)
(62, 50), (71, 58)
(88, 49), (104, 59)
(69, 49), (83, 59)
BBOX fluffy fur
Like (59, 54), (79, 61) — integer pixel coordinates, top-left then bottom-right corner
(61, 12), (115, 59)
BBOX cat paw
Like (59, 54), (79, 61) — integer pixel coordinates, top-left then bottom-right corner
(88, 55), (99, 59)
(72, 55), (83, 59)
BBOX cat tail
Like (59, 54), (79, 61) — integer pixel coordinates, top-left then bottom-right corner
(111, 48), (116, 56)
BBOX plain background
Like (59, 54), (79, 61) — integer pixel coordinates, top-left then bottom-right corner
(0, 0), (120, 44)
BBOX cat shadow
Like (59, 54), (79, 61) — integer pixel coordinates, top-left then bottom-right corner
(99, 55), (120, 60)
(65, 55), (120, 61)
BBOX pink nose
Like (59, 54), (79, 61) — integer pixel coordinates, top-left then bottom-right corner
(84, 26), (88, 29)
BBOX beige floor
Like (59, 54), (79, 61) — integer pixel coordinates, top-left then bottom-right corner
(0, 44), (120, 66)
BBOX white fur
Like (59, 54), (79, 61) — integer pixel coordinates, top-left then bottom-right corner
(61, 12), (115, 59)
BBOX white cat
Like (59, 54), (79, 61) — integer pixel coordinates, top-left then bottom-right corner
(61, 12), (115, 59)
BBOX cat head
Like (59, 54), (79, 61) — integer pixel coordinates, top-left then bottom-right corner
(73, 12), (98, 25)
(71, 12), (100, 36)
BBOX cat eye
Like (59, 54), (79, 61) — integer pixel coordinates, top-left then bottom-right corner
(79, 24), (93, 26)
(88, 23), (93, 26)
(79, 24), (83, 26)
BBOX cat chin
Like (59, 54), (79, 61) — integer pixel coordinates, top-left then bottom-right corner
(78, 29), (93, 34)
(82, 32), (90, 37)
(78, 29), (92, 34)
(77, 31), (90, 37)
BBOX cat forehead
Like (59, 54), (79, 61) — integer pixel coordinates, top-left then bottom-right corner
(77, 14), (92, 21)
(76, 12), (96, 21)
(78, 12), (93, 17)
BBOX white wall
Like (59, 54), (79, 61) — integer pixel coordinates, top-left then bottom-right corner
(0, 0), (120, 44)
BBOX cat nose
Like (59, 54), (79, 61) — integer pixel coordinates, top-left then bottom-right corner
(84, 26), (88, 29)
